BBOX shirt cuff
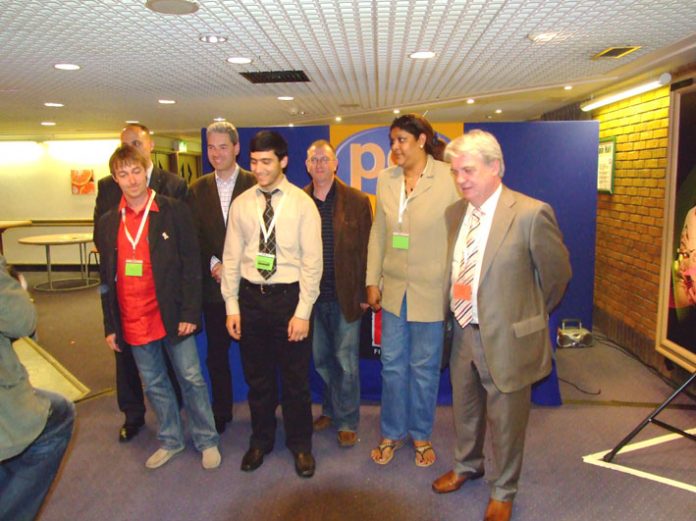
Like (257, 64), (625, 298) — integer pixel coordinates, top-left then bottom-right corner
(294, 301), (312, 320)
(225, 299), (240, 316)
(210, 256), (221, 272)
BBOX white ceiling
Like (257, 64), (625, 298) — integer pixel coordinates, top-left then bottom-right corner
(1, 0), (695, 141)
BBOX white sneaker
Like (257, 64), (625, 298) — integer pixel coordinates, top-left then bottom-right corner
(145, 447), (184, 469)
(202, 446), (221, 470)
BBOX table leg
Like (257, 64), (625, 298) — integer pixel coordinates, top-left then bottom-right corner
(45, 245), (53, 290)
(79, 242), (86, 281)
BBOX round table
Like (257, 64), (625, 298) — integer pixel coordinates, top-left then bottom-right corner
(18, 232), (100, 291)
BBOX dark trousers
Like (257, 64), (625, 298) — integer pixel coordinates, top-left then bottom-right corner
(115, 342), (182, 424)
(203, 300), (234, 421)
(239, 279), (313, 453)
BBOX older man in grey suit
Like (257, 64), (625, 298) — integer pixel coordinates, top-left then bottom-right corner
(431, 129), (571, 521)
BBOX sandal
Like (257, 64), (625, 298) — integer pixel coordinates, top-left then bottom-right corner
(414, 442), (436, 467)
(371, 439), (404, 465)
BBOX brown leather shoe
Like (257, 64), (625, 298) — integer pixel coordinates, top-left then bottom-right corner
(337, 430), (357, 447)
(313, 415), (332, 432)
(483, 498), (513, 521)
(431, 469), (484, 494)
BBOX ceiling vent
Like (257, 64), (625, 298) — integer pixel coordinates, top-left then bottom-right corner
(593, 46), (641, 59)
(240, 70), (310, 84)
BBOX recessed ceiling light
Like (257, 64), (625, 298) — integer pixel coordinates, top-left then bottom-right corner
(564, 85), (573, 91)
(393, 109), (401, 114)
(527, 32), (558, 43)
(409, 51), (436, 60)
(213, 117), (226, 122)
(466, 98), (475, 105)
(41, 121), (56, 126)
(486, 115), (493, 119)
(495, 109), (502, 114)
(277, 96), (294, 101)
(227, 56), (252, 65)
(54, 63), (80, 71)
(335, 116), (342, 122)
(199, 35), (227, 43)
(145, 0), (199, 15)
(44, 102), (64, 107)
(125, 120), (140, 124)
(288, 123), (295, 128)
(158, 99), (176, 104)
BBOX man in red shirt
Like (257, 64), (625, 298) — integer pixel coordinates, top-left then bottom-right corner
(96, 144), (220, 470)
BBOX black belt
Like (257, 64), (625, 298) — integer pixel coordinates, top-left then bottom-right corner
(241, 278), (298, 295)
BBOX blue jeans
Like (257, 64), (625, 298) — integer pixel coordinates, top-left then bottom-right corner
(312, 300), (361, 431)
(131, 335), (218, 452)
(380, 297), (444, 441)
(0, 390), (75, 521)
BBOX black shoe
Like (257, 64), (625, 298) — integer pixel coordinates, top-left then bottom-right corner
(214, 416), (231, 434)
(241, 447), (269, 472)
(293, 451), (315, 478)
(119, 420), (144, 443)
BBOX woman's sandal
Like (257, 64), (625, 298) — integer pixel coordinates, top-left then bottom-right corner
(371, 439), (405, 465)
(414, 442), (436, 467)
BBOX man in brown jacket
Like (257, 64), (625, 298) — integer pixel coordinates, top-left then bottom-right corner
(303, 140), (373, 447)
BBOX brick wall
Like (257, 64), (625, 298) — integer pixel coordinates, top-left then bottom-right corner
(592, 85), (671, 372)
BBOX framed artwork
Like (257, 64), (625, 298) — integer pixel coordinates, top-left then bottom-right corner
(597, 137), (615, 193)
(657, 81), (696, 372)
(70, 169), (95, 195)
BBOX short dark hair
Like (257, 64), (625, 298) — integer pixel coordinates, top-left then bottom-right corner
(109, 144), (148, 175)
(390, 113), (443, 159)
(249, 130), (288, 161)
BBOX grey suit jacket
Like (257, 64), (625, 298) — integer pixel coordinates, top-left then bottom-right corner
(445, 185), (572, 392)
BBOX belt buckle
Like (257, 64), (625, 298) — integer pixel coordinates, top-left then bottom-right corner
(259, 284), (267, 295)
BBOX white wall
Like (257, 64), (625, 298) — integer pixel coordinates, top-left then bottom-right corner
(0, 139), (118, 264)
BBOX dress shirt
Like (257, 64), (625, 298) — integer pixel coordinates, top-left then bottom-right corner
(221, 175), (322, 320)
(311, 181), (337, 302)
(146, 162), (153, 186)
(210, 166), (239, 271)
(451, 183), (502, 324)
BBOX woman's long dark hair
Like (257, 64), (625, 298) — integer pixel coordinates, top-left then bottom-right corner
(390, 113), (445, 160)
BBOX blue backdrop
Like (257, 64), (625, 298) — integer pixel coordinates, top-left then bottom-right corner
(197, 121), (598, 407)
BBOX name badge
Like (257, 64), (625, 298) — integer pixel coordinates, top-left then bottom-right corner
(125, 259), (143, 277)
(255, 252), (275, 271)
(453, 283), (472, 301)
(392, 232), (410, 250)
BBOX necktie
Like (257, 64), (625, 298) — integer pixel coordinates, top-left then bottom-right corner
(258, 190), (277, 279)
(453, 207), (482, 328)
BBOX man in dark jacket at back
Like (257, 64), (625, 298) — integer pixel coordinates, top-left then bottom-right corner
(93, 123), (187, 443)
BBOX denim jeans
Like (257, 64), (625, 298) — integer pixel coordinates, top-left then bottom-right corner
(380, 297), (444, 441)
(312, 300), (361, 431)
(131, 335), (218, 452)
(0, 390), (75, 521)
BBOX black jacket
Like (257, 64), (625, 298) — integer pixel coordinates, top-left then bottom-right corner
(96, 194), (202, 348)
(186, 168), (256, 304)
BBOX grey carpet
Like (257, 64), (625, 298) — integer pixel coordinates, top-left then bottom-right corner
(16, 270), (695, 521)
